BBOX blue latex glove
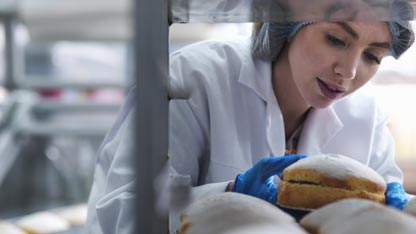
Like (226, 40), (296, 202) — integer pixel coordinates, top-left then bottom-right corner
(385, 182), (408, 210)
(232, 154), (307, 204)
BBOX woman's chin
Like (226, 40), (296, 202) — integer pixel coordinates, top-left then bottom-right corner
(312, 92), (349, 108)
(310, 99), (335, 109)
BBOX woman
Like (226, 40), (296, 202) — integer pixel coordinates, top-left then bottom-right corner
(87, 15), (415, 234)
(169, 19), (414, 233)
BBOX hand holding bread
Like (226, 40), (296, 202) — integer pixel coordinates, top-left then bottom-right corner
(385, 181), (408, 210)
(231, 155), (307, 204)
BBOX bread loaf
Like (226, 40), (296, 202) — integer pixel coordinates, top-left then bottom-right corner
(277, 154), (386, 209)
(178, 192), (299, 234)
(300, 198), (416, 234)
(404, 196), (416, 216)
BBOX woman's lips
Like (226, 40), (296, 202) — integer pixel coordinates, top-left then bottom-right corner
(317, 78), (345, 100)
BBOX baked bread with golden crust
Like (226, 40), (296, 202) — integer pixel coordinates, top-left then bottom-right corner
(277, 154), (386, 209)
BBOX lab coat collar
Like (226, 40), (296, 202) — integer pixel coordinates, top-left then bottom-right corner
(237, 51), (287, 156)
(237, 41), (270, 102)
(297, 106), (343, 155)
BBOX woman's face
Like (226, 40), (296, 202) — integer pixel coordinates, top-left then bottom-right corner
(287, 21), (391, 109)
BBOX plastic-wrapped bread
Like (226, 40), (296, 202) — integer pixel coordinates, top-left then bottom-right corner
(16, 212), (70, 234)
(278, 154), (386, 209)
(178, 192), (301, 234)
(300, 198), (416, 234)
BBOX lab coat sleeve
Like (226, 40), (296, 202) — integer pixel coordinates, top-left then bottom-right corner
(368, 110), (404, 184)
(87, 89), (136, 234)
(169, 100), (206, 186)
(168, 46), (233, 232)
(169, 45), (238, 187)
(169, 46), (213, 186)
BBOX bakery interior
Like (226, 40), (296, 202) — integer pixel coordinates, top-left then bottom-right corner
(0, 0), (415, 233)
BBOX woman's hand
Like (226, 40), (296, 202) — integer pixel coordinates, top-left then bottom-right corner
(231, 155), (307, 204)
(385, 182), (408, 210)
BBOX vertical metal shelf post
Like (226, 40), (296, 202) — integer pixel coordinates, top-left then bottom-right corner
(134, 0), (169, 233)
(3, 11), (22, 91)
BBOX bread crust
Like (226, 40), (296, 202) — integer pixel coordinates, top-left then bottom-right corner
(277, 154), (387, 209)
(282, 168), (386, 193)
(277, 181), (385, 209)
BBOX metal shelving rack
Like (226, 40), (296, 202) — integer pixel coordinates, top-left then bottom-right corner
(133, 0), (290, 232)
(135, 0), (169, 233)
(1, 1), (20, 91)
(0, 8), (130, 167)
(0, 0), (129, 135)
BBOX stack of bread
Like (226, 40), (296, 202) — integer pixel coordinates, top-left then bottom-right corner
(277, 154), (386, 209)
(178, 153), (416, 233)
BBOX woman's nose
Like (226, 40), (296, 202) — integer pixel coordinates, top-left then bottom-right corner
(333, 54), (359, 80)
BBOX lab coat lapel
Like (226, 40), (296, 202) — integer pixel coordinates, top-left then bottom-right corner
(237, 55), (286, 156)
(265, 94), (286, 156)
(237, 42), (269, 102)
(297, 107), (343, 155)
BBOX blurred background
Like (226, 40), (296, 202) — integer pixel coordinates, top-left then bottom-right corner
(0, 0), (414, 233)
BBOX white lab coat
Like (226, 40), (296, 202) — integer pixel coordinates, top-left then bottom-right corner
(87, 38), (403, 234)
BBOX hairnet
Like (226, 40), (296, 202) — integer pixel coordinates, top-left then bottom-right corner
(251, 22), (302, 61)
(252, 1), (415, 61)
(388, 0), (415, 58)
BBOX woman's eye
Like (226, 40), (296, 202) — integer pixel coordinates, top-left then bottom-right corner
(364, 52), (381, 64)
(326, 34), (346, 47)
